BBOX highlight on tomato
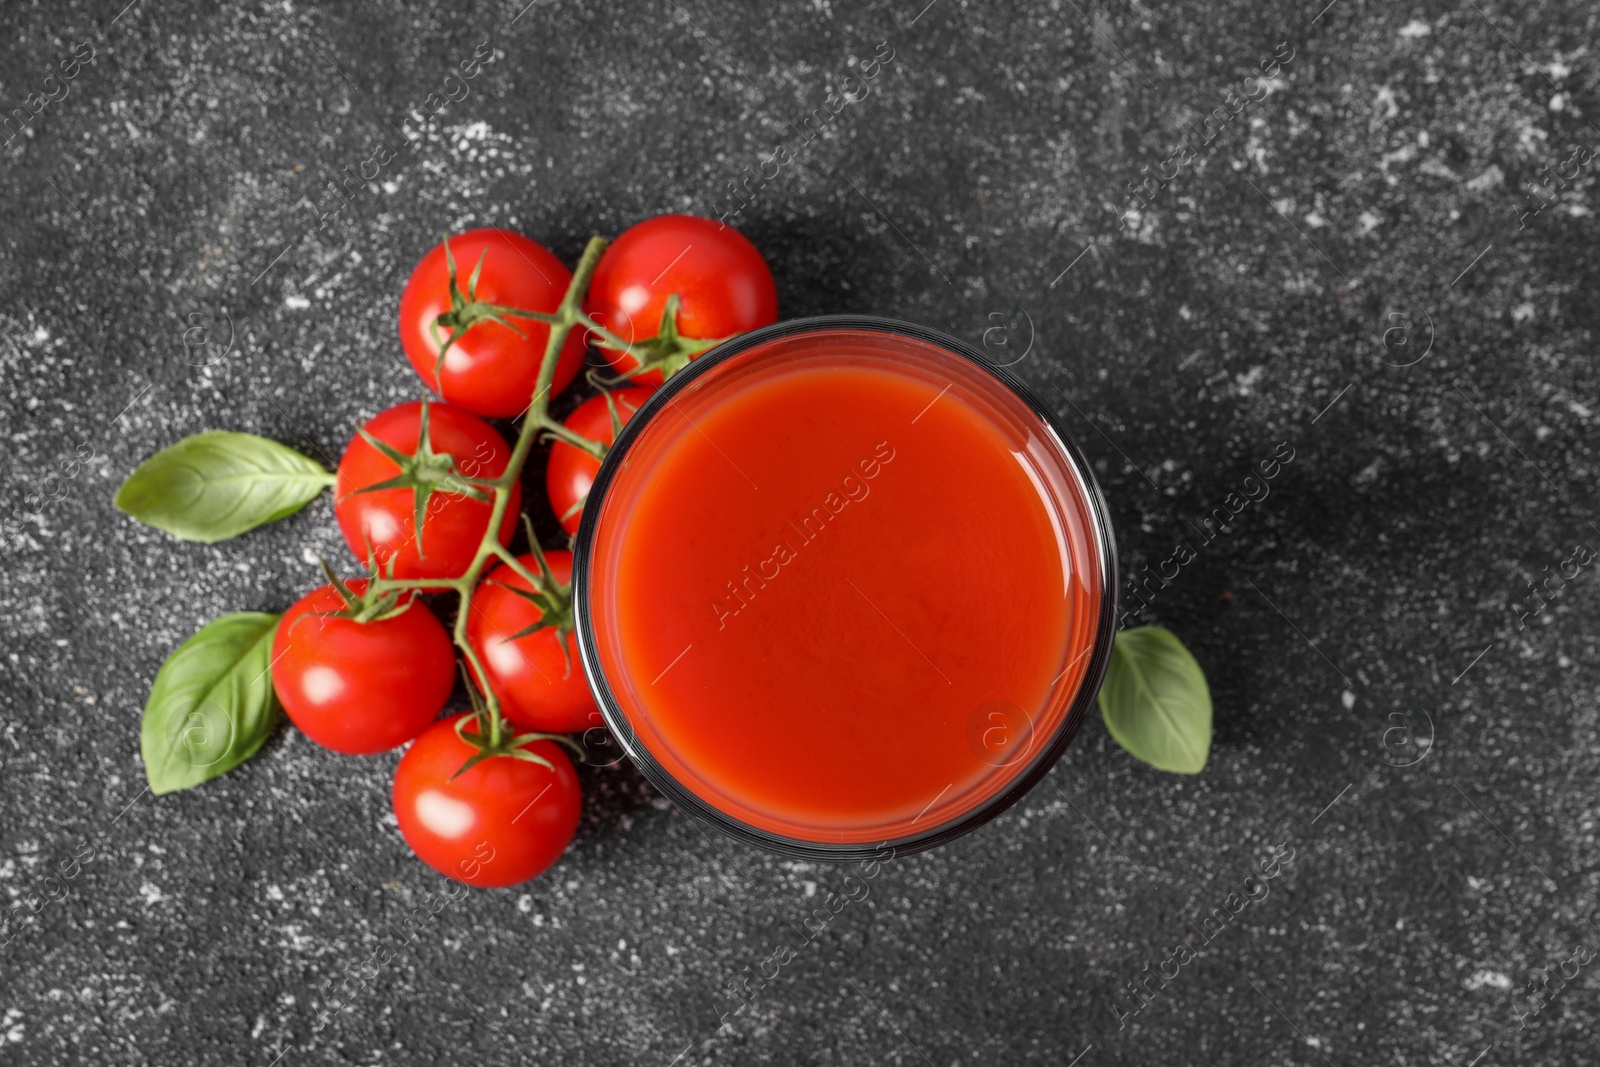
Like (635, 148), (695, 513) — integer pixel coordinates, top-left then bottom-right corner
(334, 399), (519, 580)
(586, 214), (778, 388)
(271, 578), (454, 755)
(400, 227), (587, 418)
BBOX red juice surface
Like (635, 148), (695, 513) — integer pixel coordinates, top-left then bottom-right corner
(584, 329), (1106, 847)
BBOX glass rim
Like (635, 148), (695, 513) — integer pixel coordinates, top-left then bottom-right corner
(571, 314), (1120, 861)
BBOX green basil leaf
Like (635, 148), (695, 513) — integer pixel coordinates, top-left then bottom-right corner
(141, 612), (283, 795)
(115, 431), (334, 543)
(1098, 626), (1212, 775)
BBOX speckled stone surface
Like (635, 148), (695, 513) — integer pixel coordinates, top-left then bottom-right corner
(2, 0), (1598, 1063)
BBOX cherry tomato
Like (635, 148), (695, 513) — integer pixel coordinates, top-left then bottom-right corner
(335, 400), (519, 580)
(392, 714), (581, 888)
(545, 387), (651, 535)
(586, 215), (778, 387)
(400, 228), (587, 418)
(271, 581), (453, 755)
(466, 550), (596, 734)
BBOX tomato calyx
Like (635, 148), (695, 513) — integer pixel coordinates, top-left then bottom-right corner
(313, 553), (418, 624)
(556, 381), (630, 475)
(351, 398), (491, 560)
(596, 294), (731, 385)
(491, 535), (578, 676)
(427, 234), (561, 390)
(450, 714), (558, 778)
(285, 554), (418, 637)
(450, 667), (582, 779)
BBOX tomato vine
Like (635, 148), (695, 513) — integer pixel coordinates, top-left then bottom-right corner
(365, 234), (650, 760)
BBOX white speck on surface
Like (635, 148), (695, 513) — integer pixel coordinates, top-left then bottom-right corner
(1373, 85), (1399, 122)
(1467, 165), (1504, 191)
(1398, 20), (1431, 37)
(1466, 970), (1512, 990)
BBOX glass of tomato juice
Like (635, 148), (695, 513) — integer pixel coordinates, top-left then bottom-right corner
(572, 318), (1117, 859)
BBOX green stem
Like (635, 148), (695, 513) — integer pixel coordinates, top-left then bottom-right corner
(536, 416), (608, 459)
(372, 236), (613, 757)
(576, 311), (650, 362)
(371, 576), (467, 593)
(488, 541), (546, 590)
(485, 304), (561, 325)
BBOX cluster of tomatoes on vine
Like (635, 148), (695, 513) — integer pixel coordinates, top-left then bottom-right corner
(271, 215), (777, 888)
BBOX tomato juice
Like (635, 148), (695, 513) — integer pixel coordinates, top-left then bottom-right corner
(575, 320), (1115, 857)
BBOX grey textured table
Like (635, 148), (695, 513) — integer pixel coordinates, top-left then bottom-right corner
(2, 1), (1597, 1064)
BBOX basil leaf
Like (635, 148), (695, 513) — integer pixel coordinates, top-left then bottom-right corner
(1098, 626), (1212, 775)
(141, 612), (283, 795)
(115, 431), (334, 543)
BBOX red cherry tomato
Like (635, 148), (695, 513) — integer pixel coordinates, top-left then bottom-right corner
(400, 228), (587, 417)
(271, 581), (453, 755)
(466, 550), (596, 734)
(392, 714), (581, 888)
(335, 400), (519, 580)
(545, 387), (651, 536)
(586, 214), (778, 387)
